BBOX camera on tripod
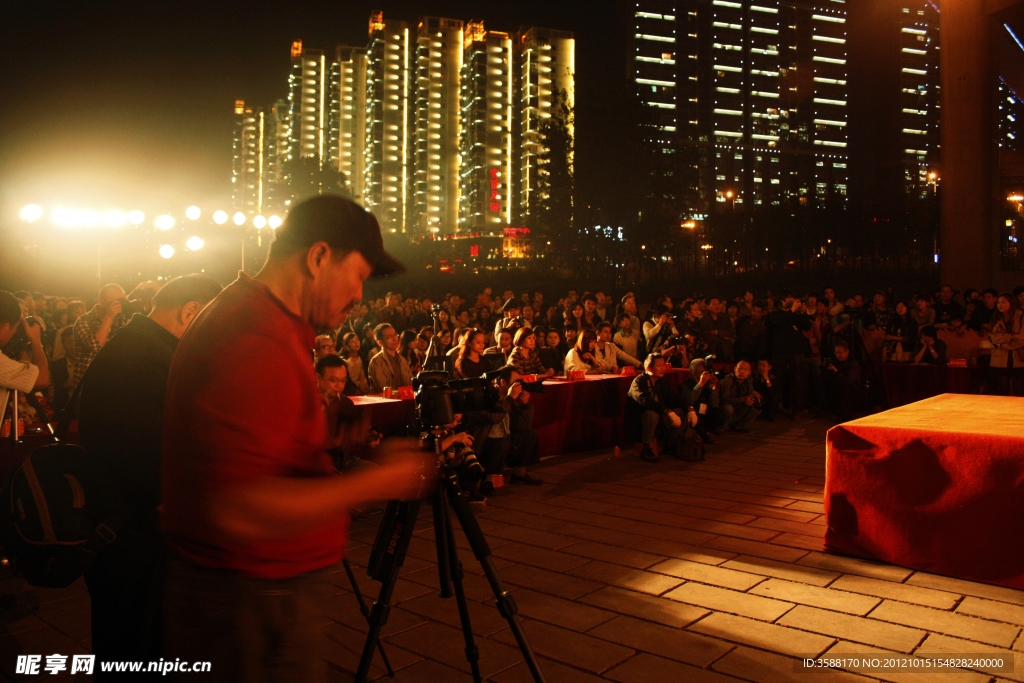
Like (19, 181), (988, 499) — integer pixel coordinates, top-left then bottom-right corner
(413, 370), (497, 430)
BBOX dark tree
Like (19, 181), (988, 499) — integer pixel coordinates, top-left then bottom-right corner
(284, 157), (351, 202)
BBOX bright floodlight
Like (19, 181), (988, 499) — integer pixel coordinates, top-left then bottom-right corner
(213, 210), (228, 225)
(79, 210), (100, 227)
(53, 208), (77, 227)
(156, 214), (175, 230)
(268, 215), (282, 229)
(186, 236), (205, 251)
(233, 212), (246, 226)
(20, 204), (43, 223)
(159, 244), (175, 259)
(104, 210), (126, 227)
(186, 205), (201, 220)
(129, 210), (145, 225)
(253, 215), (267, 229)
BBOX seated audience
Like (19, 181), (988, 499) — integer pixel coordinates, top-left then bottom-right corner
(340, 332), (370, 393)
(933, 285), (963, 329)
(883, 302), (917, 362)
(538, 330), (566, 374)
(626, 353), (699, 462)
(613, 313), (644, 360)
(565, 329), (610, 375)
(484, 329), (514, 367)
(316, 354), (362, 399)
(314, 333), (336, 359)
(509, 327), (555, 379)
(454, 329), (490, 379)
(913, 325), (948, 365)
(367, 323), (413, 393)
(595, 322), (641, 370)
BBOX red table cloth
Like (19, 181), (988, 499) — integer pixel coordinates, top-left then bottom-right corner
(825, 393), (1024, 589)
(352, 369), (690, 458)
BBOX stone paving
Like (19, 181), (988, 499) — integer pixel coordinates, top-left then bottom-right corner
(2, 418), (1024, 681)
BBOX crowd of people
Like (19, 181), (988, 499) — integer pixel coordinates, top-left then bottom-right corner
(2, 194), (1024, 680)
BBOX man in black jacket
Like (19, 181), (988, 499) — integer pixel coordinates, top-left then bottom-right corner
(627, 353), (698, 462)
(77, 274), (222, 675)
(766, 290), (813, 419)
(821, 340), (865, 422)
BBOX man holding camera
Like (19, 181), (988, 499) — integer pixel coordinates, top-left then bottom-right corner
(494, 298), (525, 339)
(682, 357), (720, 443)
(160, 196), (435, 682)
(627, 353), (699, 462)
(718, 360), (762, 433)
(766, 290), (813, 419)
(70, 283), (127, 389)
(0, 291), (50, 419)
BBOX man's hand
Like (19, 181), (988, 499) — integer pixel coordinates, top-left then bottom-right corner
(659, 314), (670, 326)
(742, 395), (757, 406)
(21, 317), (41, 346)
(373, 440), (440, 501)
(544, 368), (555, 379)
(752, 390), (763, 402)
(668, 411), (682, 428)
(699, 371), (712, 387)
(508, 383), (523, 400)
(451, 432), (473, 447)
(687, 409), (698, 428)
(519, 390), (531, 403)
(104, 300), (123, 321)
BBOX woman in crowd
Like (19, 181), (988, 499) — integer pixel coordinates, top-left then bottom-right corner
(435, 328), (453, 356)
(566, 302), (587, 331)
(911, 293), (936, 331)
(340, 332), (370, 393)
(988, 294), (1024, 394)
(509, 328), (555, 379)
(522, 304), (537, 328)
(477, 306), (492, 331)
(882, 301), (917, 363)
(565, 329), (610, 375)
(454, 329), (489, 379)
(399, 329), (422, 374)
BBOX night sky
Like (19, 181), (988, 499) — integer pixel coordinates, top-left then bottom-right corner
(1, 0), (623, 214)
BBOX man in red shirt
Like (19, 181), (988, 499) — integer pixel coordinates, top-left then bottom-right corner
(161, 196), (435, 681)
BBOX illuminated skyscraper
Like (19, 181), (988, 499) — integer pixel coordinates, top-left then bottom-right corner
(459, 20), (514, 232)
(232, 100), (267, 214)
(411, 17), (464, 234)
(898, 1), (940, 200)
(288, 41), (329, 166)
(1001, 77), (1024, 154)
(515, 27), (575, 224)
(365, 11), (412, 233)
(329, 46), (368, 201)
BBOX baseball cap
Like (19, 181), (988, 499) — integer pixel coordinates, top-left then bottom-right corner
(272, 195), (405, 278)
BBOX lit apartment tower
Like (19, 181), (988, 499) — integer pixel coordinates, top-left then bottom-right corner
(365, 12), (412, 232)
(329, 46), (368, 201)
(898, 1), (940, 199)
(1000, 78), (1023, 154)
(777, 0), (850, 206)
(287, 41), (329, 166)
(231, 100), (266, 214)
(515, 27), (575, 224)
(410, 17), (463, 234)
(264, 99), (292, 211)
(459, 20), (514, 232)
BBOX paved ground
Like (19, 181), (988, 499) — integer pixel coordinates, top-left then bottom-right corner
(2, 418), (1024, 682)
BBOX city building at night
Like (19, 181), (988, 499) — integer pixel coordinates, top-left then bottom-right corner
(288, 41), (329, 166)
(329, 45), (368, 202)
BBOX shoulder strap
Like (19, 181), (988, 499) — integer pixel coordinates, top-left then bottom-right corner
(53, 384), (83, 443)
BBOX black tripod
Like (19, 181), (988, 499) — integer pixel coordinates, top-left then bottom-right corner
(355, 445), (545, 683)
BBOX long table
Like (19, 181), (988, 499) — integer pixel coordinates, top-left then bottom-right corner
(824, 394), (1024, 590)
(351, 369), (690, 458)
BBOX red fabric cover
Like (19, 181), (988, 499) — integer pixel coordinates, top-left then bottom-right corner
(352, 369), (690, 457)
(161, 273), (346, 579)
(825, 393), (1024, 589)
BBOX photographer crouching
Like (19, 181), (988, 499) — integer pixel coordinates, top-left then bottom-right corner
(160, 196), (437, 682)
(0, 291), (50, 419)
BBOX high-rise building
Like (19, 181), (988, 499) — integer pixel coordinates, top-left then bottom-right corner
(288, 41), (329, 166)
(329, 46), (368, 201)
(459, 21), (515, 233)
(629, 0), (849, 214)
(365, 12), (412, 233)
(265, 98), (291, 211)
(232, 100), (267, 214)
(515, 27), (575, 225)
(999, 77), (1022, 154)
(411, 17), (464, 234)
(898, 1), (940, 200)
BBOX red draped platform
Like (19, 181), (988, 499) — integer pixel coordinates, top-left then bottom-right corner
(825, 393), (1024, 590)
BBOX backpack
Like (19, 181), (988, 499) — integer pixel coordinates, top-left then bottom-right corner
(0, 388), (126, 588)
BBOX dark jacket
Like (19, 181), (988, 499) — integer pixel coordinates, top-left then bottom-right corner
(719, 374), (755, 406)
(77, 314), (178, 533)
(735, 316), (767, 361)
(766, 309), (812, 356)
(627, 372), (686, 416)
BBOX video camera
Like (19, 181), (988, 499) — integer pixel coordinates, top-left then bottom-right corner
(510, 376), (545, 395)
(413, 370), (497, 430)
(118, 297), (147, 318)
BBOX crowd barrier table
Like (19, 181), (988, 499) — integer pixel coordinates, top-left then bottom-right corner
(351, 369), (690, 458)
(825, 393), (1024, 590)
(881, 363), (986, 408)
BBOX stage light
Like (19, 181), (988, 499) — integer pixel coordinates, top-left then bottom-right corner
(156, 214), (176, 230)
(186, 236), (205, 251)
(53, 208), (77, 227)
(268, 215), (282, 229)
(159, 244), (175, 259)
(20, 205), (43, 223)
(104, 211), (126, 227)
(186, 205), (201, 220)
(233, 212), (246, 226)
(129, 210), (145, 225)
(79, 210), (100, 227)
(213, 210), (228, 225)
(253, 215), (267, 229)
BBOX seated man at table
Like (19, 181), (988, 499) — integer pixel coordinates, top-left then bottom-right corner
(913, 326), (948, 366)
(718, 360), (762, 433)
(316, 354), (362, 399)
(822, 340), (865, 422)
(681, 357), (720, 443)
(367, 323), (413, 393)
(627, 353), (699, 462)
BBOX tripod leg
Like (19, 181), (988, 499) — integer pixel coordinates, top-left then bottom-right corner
(356, 501), (421, 683)
(440, 494), (483, 683)
(432, 494), (452, 598)
(343, 559), (395, 678)
(443, 474), (547, 683)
